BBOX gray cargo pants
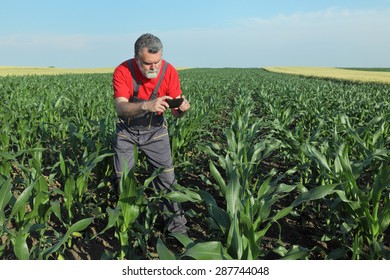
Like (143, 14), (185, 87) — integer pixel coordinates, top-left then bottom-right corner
(113, 118), (187, 234)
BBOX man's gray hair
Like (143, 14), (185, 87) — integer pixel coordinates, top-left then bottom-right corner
(134, 33), (163, 58)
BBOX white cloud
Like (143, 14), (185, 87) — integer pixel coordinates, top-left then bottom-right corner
(162, 8), (390, 67)
(1, 8), (389, 67)
(239, 8), (390, 28)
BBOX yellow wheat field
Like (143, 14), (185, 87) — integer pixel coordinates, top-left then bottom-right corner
(264, 66), (390, 84)
(1, 66), (389, 84)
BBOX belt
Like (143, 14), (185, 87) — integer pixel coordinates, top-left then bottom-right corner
(118, 112), (164, 130)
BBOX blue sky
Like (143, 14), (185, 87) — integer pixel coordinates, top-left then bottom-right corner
(1, 0), (389, 68)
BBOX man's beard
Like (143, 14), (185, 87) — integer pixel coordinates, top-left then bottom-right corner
(144, 70), (159, 79)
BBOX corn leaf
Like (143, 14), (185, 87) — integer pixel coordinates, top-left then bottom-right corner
(156, 238), (176, 260)
(42, 217), (93, 259)
(14, 232), (30, 260)
(183, 241), (232, 260)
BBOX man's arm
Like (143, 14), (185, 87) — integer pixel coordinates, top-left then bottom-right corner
(115, 96), (173, 118)
(115, 97), (146, 118)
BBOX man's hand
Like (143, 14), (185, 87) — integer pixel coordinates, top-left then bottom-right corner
(178, 95), (190, 112)
(142, 96), (173, 113)
(172, 95), (190, 118)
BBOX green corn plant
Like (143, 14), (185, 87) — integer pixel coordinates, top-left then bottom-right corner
(201, 92), (344, 259)
(0, 178), (12, 258)
(199, 166), (339, 259)
(55, 147), (113, 222)
(73, 146), (114, 203)
(168, 103), (204, 163)
(0, 133), (12, 178)
(3, 177), (40, 260)
(41, 217), (94, 259)
(116, 169), (147, 259)
(304, 140), (390, 259)
(332, 146), (390, 259)
(200, 94), (291, 259)
(3, 147), (56, 260)
(97, 164), (203, 260)
(94, 147), (147, 259)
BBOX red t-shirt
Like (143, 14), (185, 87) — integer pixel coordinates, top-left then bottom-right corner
(113, 59), (182, 100)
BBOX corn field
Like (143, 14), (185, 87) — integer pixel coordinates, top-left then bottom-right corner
(0, 69), (389, 260)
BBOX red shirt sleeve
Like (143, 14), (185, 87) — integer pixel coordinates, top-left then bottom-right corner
(112, 60), (182, 100)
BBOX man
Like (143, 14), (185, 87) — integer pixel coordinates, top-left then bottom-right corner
(112, 33), (189, 234)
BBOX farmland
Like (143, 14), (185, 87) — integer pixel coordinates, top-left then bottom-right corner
(0, 68), (389, 260)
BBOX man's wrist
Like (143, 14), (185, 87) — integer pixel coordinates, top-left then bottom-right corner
(141, 101), (148, 111)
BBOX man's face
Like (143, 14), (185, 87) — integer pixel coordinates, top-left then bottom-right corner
(136, 48), (162, 79)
